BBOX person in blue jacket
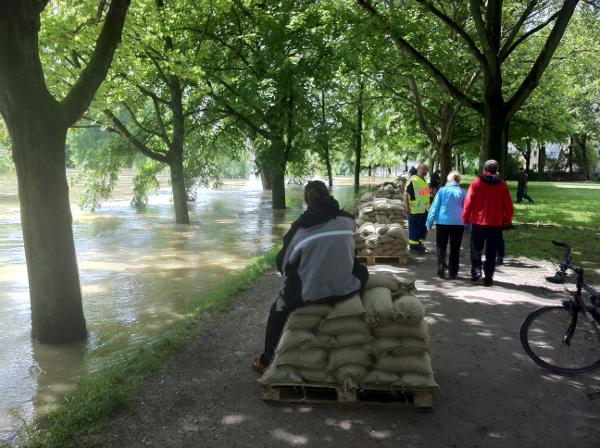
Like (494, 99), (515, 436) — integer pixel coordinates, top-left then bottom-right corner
(426, 171), (467, 279)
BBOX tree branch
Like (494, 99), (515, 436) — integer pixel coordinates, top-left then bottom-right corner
(500, 10), (561, 62)
(356, 0), (483, 112)
(408, 76), (439, 144)
(61, 0), (131, 127)
(500, 1), (538, 57)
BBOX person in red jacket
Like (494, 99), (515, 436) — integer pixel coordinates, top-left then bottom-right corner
(462, 160), (513, 286)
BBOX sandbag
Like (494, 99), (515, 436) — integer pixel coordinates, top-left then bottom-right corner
(393, 294), (425, 324)
(259, 366), (303, 384)
(276, 348), (328, 369)
(334, 333), (374, 348)
(375, 337), (430, 356)
(373, 319), (430, 340)
(375, 353), (433, 375)
(276, 330), (315, 353)
(363, 370), (401, 385)
(326, 346), (372, 371)
(293, 304), (333, 316)
(387, 226), (407, 239)
(398, 373), (438, 388)
(363, 287), (395, 326)
(365, 272), (401, 291)
(335, 365), (368, 389)
(318, 316), (370, 336)
(298, 369), (335, 383)
(285, 314), (322, 331)
(326, 294), (365, 320)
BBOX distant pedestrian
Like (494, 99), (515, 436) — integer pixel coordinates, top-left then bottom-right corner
(462, 160), (513, 287)
(404, 163), (430, 252)
(516, 168), (534, 203)
(409, 166), (417, 176)
(429, 170), (441, 199)
(426, 171), (466, 279)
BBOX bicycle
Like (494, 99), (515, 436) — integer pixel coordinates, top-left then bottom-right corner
(520, 240), (600, 375)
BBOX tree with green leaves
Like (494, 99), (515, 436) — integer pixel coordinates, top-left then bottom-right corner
(0, 0), (130, 343)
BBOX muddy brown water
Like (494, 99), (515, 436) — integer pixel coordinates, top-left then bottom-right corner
(0, 171), (377, 443)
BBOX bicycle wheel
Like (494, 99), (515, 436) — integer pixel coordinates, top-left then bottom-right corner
(520, 305), (600, 375)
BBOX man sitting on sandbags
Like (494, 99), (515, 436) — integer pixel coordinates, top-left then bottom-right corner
(253, 180), (369, 374)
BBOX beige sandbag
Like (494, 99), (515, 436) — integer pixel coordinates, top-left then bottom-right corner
(326, 294), (365, 320)
(393, 294), (425, 324)
(293, 303), (333, 316)
(276, 330), (315, 353)
(365, 272), (400, 291)
(387, 226), (407, 239)
(398, 373), (438, 388)
(375, 353), (433, 375)
(359, 223), (376, 235)
(326, 346), (372, 371)
(363, 287), (395, 326)
(318, 317), (371, 336)
(372, 319), (430, 340)
(335, 365), (368, 389)
(334, 333), (373, 348)
(259, 366), (303, 384)
(375, 337), (430, 356)
(363, 370), (401, 385)
(298, 369), (335, 383)
(276, 348), (328, 369)
(285, 314), (322, 331)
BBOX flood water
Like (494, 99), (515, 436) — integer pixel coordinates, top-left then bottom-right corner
(0, 171), (373, 442)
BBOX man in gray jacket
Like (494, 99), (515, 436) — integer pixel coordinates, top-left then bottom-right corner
(253, 181), (368, 373)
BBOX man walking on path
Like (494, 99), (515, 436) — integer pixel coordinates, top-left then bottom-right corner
(404, 163), (430, 253)
(462, 160), (513, 287)
(426, 171), (466, 280)
(516, 168), (534, 203)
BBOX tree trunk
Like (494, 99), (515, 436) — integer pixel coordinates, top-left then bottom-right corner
(271, 171), (286, 210)
(260, 169), (272, 190)
(538, 144), (546, 174)
(579, 134), (589, 180)
(168, 79), (190, 225)
(268, 135), (286, 210)
(354, 78), (364, 189)
(320, 90), (333, 188)
(568, 135), (574, 179)
(325, 147), (333, 188)
(439, 140), (452, 186)
(169, 156), (189, 224)
(525, 137), (532, 174)
(482, 74), (507, 169)
(404, 155), (408, 172)
(12, 122), (87, 342)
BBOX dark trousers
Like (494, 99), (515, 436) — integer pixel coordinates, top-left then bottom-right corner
(470, 225), (502, 279)
(435, 224), (464, 277)
(516, 185), (533, 203)
(408, 212), (428, 248)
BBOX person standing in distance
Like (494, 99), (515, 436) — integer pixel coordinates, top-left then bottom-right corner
(462, 160), (513, 287)
(404, 163), (430, 253)
(516, 167), (534, 203)
(426, 171), (466, 279)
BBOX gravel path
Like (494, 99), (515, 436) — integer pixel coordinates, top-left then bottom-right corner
(83, 237), (600, 448)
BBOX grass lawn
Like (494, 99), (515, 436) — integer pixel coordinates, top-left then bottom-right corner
(502, 181), (600, 279)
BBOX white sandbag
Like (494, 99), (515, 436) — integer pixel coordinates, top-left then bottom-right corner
(259, 366), (303, 384)
(393, 294), (425, 324)
(375, 353), (433, 375)
(285, 313), (322, 331)
(326, 346), (372, 371)
(363, 370), (401, 385)
(326, 294), (365, 320)
(334, 333), (374, 348)
(335, 365), (368, 389)
(387, 226), (408, 239)
(293, 303), (333, 316)
(276, 348), (328, 369)
(372, 319), (430, 340)
(318, 317), (371, 336)
(363, 287), (395, 326)
(398, 373), (438, 388)
(374, 337), (430, 356)
(298, 369), (336, 383)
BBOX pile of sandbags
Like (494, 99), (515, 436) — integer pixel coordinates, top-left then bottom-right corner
(354, 222), (408, 257)
(375, 182), (405, 199)
(260, 271), (436, 390)
(356, 198), (406, 225)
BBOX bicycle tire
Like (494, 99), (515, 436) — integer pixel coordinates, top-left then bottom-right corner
(520, 305), (600, 375)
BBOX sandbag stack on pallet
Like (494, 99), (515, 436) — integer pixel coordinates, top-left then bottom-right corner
(354, 222), (408, 258)
(355, 198), (406, 226)
(260, 271), (437, 394)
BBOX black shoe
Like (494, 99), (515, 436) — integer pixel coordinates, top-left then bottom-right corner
(483, 277), (493, 287)
(437, 270), (445, 279)
(449, 274), (457, 280)
(471, 272), (482, 282)
(496, 257), (504, 265)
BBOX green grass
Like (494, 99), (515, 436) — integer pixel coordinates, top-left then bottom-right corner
(503, 181), (600, 274)
(16, 247), (280, 448)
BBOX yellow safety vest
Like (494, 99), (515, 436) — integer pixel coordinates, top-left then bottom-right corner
(408, 175), (430, 214)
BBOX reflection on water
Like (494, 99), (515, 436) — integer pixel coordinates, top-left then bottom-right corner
(0, 172), (374, 442)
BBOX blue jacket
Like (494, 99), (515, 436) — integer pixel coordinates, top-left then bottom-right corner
(426, 180), (466, 227)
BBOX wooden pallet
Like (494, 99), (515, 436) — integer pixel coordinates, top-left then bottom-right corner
(261, 382), (433, 410)
(357, 255), (409, 266)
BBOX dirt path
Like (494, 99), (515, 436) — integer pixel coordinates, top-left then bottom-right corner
(84, 238), (600, 448)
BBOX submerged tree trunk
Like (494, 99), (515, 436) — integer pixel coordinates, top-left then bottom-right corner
(260, 169), (272, 190)
(169, 157), (189, 224)
(271, 172), (286, 210)
(169, 79), (190, 225)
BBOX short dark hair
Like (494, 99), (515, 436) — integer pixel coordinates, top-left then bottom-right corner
(483, 159), (499, 173)
(304, 180), (330, 206)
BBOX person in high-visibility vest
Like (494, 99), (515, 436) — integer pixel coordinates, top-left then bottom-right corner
(403, 163), (430, 252)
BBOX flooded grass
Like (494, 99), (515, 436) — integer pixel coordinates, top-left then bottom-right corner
(16, 247), (279, 448)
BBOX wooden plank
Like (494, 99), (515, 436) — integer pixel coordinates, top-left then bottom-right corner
(357, 255), (409, 266)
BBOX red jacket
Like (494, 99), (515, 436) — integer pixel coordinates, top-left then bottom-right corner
(462, 172), (513, 227)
